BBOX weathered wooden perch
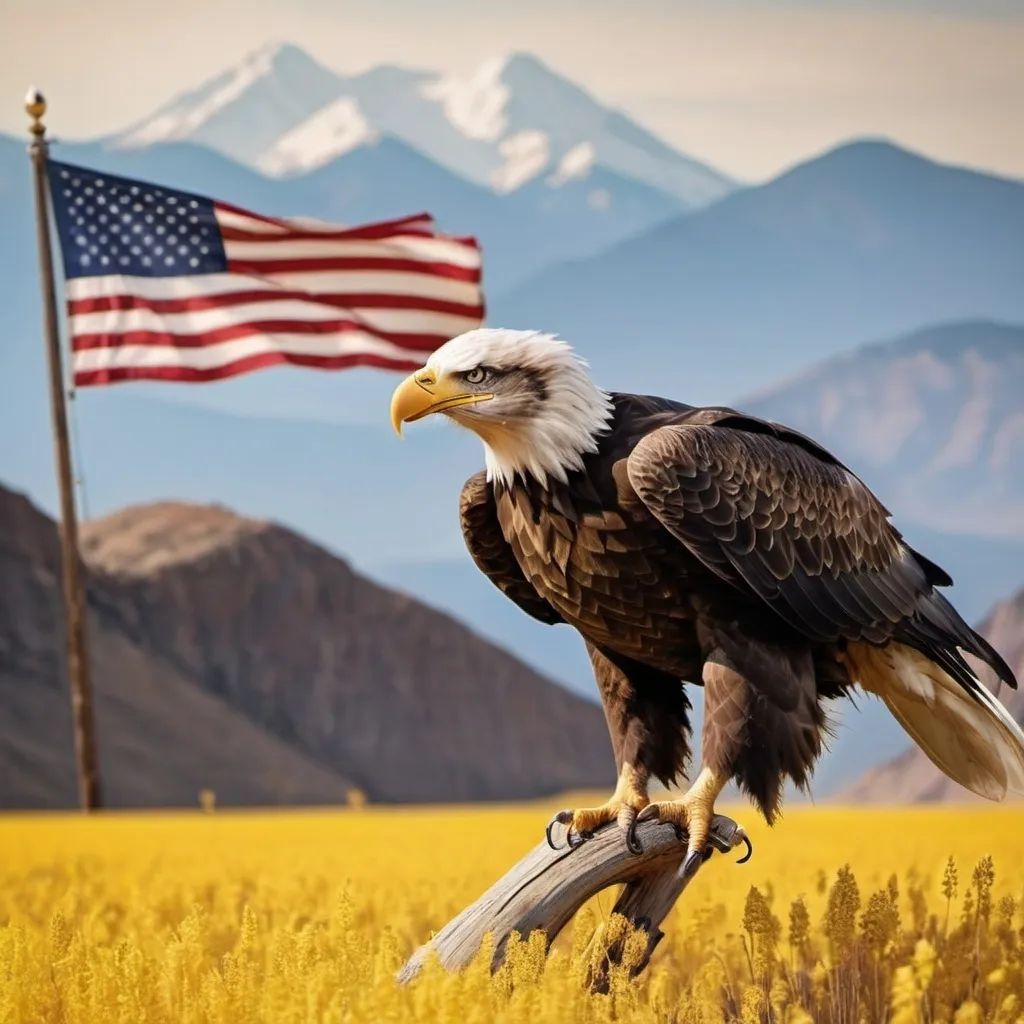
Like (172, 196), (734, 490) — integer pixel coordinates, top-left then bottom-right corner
(398, 813), (749, 992)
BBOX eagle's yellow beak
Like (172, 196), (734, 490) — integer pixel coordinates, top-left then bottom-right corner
(389, 367), (493, 436)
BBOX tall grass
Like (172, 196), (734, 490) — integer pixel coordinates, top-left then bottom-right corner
(2, 802), (1023, 1022)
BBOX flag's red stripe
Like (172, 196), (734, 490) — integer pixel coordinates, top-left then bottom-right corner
(73, 350), (425, 387)
(213, 202), (438, 239)
(226, 256), (482, 282)
(71, 319), (447, 352)
(68, 290), (485, 319)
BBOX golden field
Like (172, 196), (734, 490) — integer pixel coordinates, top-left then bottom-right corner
(2, 797), (1024, 1023)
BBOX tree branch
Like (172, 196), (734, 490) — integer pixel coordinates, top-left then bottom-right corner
(398, 813), (749, 992)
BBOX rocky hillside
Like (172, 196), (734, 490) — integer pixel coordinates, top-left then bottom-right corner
(1, 484), (614, 809)
(0, 486), (354, 809)
(840, 588), (1024, 803)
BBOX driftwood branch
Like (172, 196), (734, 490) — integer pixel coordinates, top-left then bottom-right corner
(398, 813), (749, 992)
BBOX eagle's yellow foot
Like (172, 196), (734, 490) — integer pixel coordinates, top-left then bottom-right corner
(637, 767), (750, 880)
(546, 763), (649, 854)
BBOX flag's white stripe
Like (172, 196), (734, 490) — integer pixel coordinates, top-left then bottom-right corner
(70, 302), (481, 338)
(223, 235), (482, 268)
(71, 332), (428, 374)
(248, 271), (481, 300)
(66, 272), (483, 306)
(281, 213), (435, 234)
(213, 208), (289, 234)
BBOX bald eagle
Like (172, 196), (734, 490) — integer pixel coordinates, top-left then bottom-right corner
(390, 329), (1024, 878)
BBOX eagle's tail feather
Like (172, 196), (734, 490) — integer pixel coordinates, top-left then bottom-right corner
(844, 641), (1024, 801)
(903, 589), (1017, 692)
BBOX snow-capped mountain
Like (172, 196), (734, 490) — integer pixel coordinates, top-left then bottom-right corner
(118, 44), (350, 168)
(115, 43), (734, 207)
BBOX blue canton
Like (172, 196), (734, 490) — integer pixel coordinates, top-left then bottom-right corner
(47, 160), (228, 280)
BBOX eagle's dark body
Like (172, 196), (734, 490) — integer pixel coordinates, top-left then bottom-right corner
(459, 392), (1017, 821)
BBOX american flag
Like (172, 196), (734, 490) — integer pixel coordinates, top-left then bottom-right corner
(45, 159), (485, 387)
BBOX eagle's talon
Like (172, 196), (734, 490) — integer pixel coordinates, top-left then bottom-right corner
(544, 791), (649, 854)
(545, 820), (562, 851)
(680, 850), (704, 882)
(633, 771), (741, 879)
(545, 809), (574, 850)
(622, 806), (638, 856)
(735, 832), (753, 864)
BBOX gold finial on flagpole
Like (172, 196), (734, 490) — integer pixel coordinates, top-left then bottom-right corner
(25, 87), (47, 139)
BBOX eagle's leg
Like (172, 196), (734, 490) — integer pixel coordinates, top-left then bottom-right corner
(547, 762), (650, 853)
(546, 643), (691, 854)
(637, 653), (754, 878)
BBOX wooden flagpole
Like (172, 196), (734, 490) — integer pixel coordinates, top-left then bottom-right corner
(25, 88), (103, 811)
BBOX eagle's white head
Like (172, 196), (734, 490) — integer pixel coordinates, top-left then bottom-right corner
(390, 328), (614, 487)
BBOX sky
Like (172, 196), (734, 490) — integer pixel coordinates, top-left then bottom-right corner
(2, 0), (1023, 182)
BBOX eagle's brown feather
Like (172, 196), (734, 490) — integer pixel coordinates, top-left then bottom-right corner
(586, 642), (692, 789)
(458, 471), (562, 626)
(626, 421), (917, 644)
(699, 630), (828, 820)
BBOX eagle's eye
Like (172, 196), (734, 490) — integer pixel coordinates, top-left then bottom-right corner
(465, 367), (488, 385)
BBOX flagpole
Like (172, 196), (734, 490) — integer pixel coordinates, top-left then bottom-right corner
(25, 88), (103, 811)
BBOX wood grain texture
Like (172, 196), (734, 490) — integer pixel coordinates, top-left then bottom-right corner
(397, 814), (747, 992)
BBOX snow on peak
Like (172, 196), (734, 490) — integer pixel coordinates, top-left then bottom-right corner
(419, 55), (510, 142)
(547, 141), (595, 187)
(112, 43), (732, 205)
(257, 96), (375, 176)
(120, 47), (278, 148)
(490, 131), (550, 193)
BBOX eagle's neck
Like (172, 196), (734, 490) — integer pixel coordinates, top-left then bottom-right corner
(480, 382), (615, 489)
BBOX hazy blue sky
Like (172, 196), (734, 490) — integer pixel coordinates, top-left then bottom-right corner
(3, 0), (1022, 180)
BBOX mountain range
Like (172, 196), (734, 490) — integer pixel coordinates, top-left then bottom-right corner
(1, 44), (1023, 798)
(492, 139), (1024, 407)
(0, 483), (613, 809)
(113, 43), (735, 206)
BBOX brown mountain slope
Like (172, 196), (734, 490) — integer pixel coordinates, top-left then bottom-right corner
(80, 499), (614, 803)
(839, 589), (1024, 803)
(2, 484), (614, 808)
(0, 485), (355, 809)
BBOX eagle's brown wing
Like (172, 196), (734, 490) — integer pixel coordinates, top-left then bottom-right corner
(625, 419), (1015, 692)
(459, 471), (564, 626)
